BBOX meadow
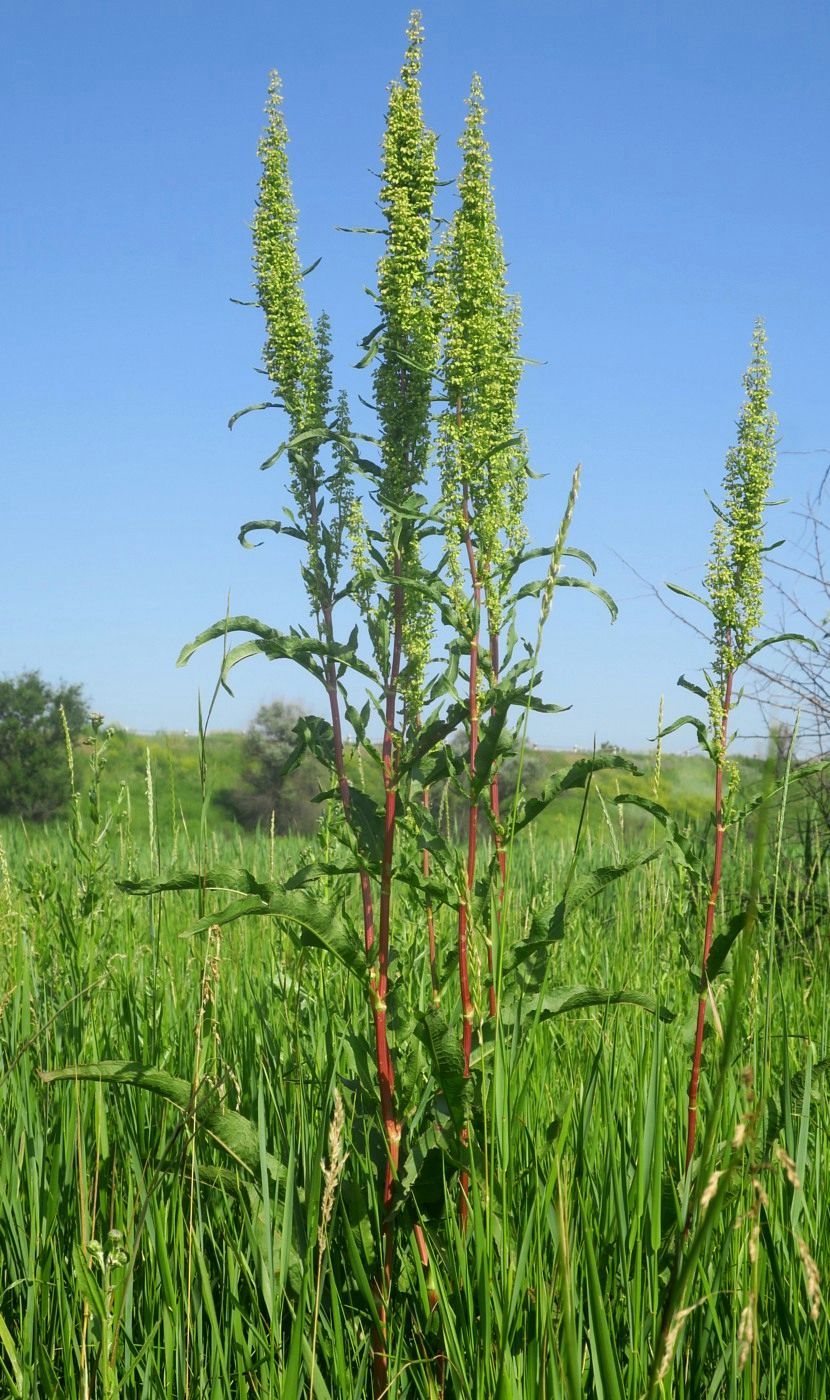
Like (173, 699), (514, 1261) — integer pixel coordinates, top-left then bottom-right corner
(0, 734), (827, 1396)
(2, 11), (827, 1396)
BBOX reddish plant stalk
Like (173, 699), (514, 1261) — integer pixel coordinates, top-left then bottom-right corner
(459, 513), (480, 1080)
(685, 667), (734, 1172)
(321, 601), (376, 952)
(366, 560), (405, 1388)
(422, 787), (439, 1005)
(312, 465), (393, 1386)
(307, 469), (377, 953)
(456, 501), (480, 1224)
(486, 628), (504, 1018)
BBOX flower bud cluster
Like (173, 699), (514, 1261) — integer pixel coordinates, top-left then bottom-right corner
(706, 321), (776, 697)
(437, 74), (527, 631)
(374, 13), (439, 711)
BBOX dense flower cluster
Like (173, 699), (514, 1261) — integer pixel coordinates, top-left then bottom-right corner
(437, 74), (527, 630)
(253, 74), (325, 437)
(705, 320), (776, 753)
(374, 12), (439, 710)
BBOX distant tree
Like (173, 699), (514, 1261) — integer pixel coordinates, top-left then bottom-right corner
(218, 699), (322, 833)
(0, 671), (89, 820)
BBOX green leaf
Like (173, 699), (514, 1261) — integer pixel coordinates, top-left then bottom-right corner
(238, 519), (283, 548)
(118, 866), (272, 899)
(741, 632), (819, 664)
(551, 849), (663, 940)
(553, 576), (618, 621)
(612, 794), (692, 864)
(177, 618), (374, 683)
(581, 1198), (624, 1400)
(666, 581), (713, 612)
(119, 869), (364, 979)
(227, 401), (280, 431)
(658, 713), (715, 760)
(41, 1062), (281, 1176)
(516, 754), (640, 832)
(677, 673), (708, 700)
(705, 909), (748, 982)
(415, 1007), (471, 1135)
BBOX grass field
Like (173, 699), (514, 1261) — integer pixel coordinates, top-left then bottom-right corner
(0, 734), (827, 1397)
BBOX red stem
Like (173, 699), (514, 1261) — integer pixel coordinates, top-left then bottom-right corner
(422, 787), (439, 1005)
(460, 515), (479, 1080)
(685, 667), (734, 1172)
(486, 628), (503, 1019)
(368, 560), (404, 1388)
(457, 498), (479, 1225)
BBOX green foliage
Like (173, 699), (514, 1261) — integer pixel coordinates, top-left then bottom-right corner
(217, 699), (323, 834)
(0, 670), (88, 820)
(3, 776), (829, 1395)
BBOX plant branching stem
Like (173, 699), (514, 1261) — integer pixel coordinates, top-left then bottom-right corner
(487, 627), (503, 1019)
(685, 666), (734, 1172)
(369, 559), (405, 1388)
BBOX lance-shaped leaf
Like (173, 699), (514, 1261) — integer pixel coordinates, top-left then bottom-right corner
(548, 848), (663, 944)
(741, 631), (819, 664)
(415, 1006), (472, 1134)
(177, 618), (374, 682)
(515, 753), (640, 833)
(40, 1062), (282, 1177)
(545, 575), (618, 622)
(119, 866), (273, 899)
(504, 986), (674, 1026)
(657, 713), (716, 761)
(120, 869), (364, 979)
(238, 519), (284, 548)
(227, 401), (282, 431)
(666, 581), (713, 612)
(612, 793), (694, 866)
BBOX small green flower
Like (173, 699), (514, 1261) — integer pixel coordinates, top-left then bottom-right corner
(437, 73), (527, 632)
(709, 321), (776, 669)
(252, 78), (341, 611)
(253, 73), (320, 437)
(373, 12), (439, 713)
(705, 320), (776, 758)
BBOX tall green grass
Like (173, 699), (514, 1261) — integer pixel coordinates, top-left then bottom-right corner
(0, 751), (827, 1397)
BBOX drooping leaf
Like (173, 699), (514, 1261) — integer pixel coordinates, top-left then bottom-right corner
(658, 713), (715, 761)
(741, 632), (819, 664)
(677, 673), (708, 700)
(665, 581), (713, 612)
(238, 519), (284, 548)
(227, 401), (281, 431)
(506, 986), (674, 1026)
(550, 848), (663, 941)
(515, 754), (640, 832)
(612, 794), (693, 866)
(40, 1062), (281, 1176)
(553, 576), (618, 622)
(118, 866), (272, 899)
(415, 1007), (471, 1134)
(177, 619), (374, 683)
(119, 869), (364, 979)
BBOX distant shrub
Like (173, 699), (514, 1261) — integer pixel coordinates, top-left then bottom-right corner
(0, 670), (89, 820)
(216, 699), (322, 834)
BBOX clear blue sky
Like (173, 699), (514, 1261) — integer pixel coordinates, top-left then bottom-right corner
(3, 0), (829, 751)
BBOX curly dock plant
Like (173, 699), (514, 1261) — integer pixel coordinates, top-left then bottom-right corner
(437, 75), (528, 1047)
(663, 322), (803, 1170)
(366, 10), (440, 1366)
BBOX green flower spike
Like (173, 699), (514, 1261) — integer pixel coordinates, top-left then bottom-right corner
(438, 72), (527, 632)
